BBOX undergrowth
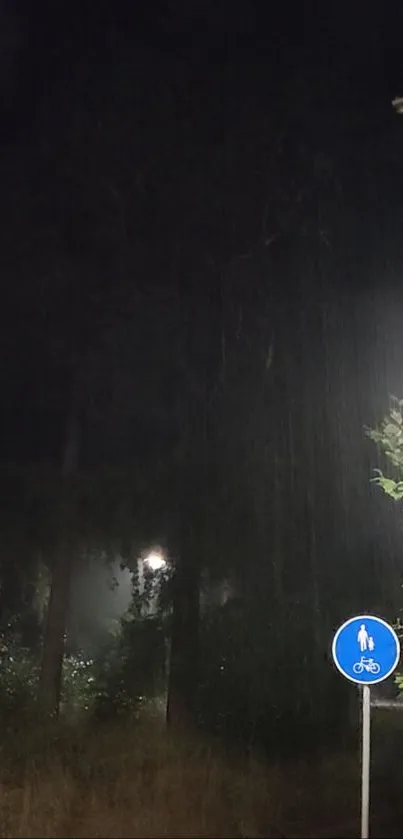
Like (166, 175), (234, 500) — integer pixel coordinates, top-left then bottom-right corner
(0, 713), (361, 838)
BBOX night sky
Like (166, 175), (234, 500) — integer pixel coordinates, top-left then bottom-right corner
(2, 0), (403, 481)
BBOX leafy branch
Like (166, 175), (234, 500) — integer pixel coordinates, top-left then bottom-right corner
(365, 396), (403, 500)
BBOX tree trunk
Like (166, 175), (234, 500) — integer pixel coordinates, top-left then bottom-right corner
(166, 304), (206, 729)
(166, 547), (200, 729)
(38, 396), (80, 715)
(38, 545), (73, 714)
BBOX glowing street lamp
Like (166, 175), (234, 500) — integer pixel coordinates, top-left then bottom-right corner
(144, 551), (166, 572)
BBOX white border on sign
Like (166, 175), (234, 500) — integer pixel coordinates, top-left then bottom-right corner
(332, 614), (401, 686)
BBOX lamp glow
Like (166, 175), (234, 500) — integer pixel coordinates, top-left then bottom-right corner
(144, 551), (166, 571)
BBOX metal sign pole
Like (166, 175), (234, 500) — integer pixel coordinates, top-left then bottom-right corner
(332, 615), (400, 839)
(361, 685), (371, 839)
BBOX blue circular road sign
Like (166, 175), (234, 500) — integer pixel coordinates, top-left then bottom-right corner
(332, 615), (400, 685)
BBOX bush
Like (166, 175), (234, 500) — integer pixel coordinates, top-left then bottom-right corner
(0, 635), (40, 720)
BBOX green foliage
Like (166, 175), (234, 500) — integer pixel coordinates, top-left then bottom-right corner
(0, 635), (40, 718)
(370, 470), (403, 501)
(367, 401), (403, 693)
(366, 397), (403, 499)
(60, 654), (97, 716)
(395, 672), (403, 691)
(91, 568), (170, 720)
(0, 560), (171, 723)
(0, 637), (98, 722)
(63, 565), (171, 720)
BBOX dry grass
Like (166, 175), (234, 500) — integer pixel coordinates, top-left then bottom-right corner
(0, 717), (360, 838)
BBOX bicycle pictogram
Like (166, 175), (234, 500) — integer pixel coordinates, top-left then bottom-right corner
(353, 656), (380, 675)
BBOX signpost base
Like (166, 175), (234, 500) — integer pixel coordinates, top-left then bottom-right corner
(361, 685), (371, 839)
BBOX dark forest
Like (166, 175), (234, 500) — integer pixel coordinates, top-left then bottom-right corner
(1, 2), (403, 836)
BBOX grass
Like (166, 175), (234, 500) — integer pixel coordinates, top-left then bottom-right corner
(0, 713), (363, 839)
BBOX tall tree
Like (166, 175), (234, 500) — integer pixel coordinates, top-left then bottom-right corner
(38, 372), (81, 713)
